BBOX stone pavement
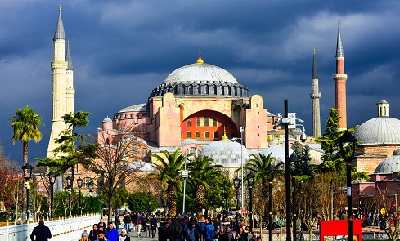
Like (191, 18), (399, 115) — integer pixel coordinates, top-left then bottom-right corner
(125, 228), (158, 241)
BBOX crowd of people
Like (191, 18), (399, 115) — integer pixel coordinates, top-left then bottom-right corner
(29, 212), (258, 241)
(156, 214), (258, 241)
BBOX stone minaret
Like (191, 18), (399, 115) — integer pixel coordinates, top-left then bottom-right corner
(333, 23), (348, 130)
(310, 48), (321, 137)
(47, 6), (74, 158)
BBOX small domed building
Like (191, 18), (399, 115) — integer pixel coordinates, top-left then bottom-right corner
(354, 100), (400, 174)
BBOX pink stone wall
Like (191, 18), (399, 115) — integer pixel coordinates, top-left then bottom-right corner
(245, 95), (269, 148)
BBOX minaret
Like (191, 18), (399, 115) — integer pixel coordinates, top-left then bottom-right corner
(310, 48), (321, 137)
(333, 23), (348, 130)
(65, 40), (75, 115)
(47, 6), (74, 158)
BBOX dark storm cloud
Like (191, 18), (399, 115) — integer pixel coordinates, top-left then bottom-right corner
(1, 0), (400, 163)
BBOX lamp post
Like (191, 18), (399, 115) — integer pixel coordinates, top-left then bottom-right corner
(338, 130), (357, 241)
(240, 127), (244, 210)
(48, 171), (57, 219)
(66, 175), (73, 217)
(77, 177), (83, 215)
(233, 176), (241, 227)
(181, 156), (190, 215)
(267, 164), (275, 241)
(22, 163), (33, 223)
(224, 180), (230, 211)
(293, 177), (297, 241)
(247, 171), (255, 232)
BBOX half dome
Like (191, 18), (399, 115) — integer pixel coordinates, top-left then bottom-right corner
(200, 139), (249, 168)
(375, 149), (400, 173)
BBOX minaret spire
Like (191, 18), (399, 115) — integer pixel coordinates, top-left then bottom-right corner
(336, 21), (344, 57)
(333, 21), (348, 130)
(310, 47), (321, 137)
(66, 40), (73, 70)
(53, 5), (65, 40)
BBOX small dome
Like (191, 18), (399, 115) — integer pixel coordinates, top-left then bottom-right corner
(163, 62), (238, 85)
(260, 145), (294, 164)
(354, 118), (400, 145)
(375, 149), (400, 173)
(119, 103), (147, 113)
(102, 117), (112, 123)
(200, 140), (249, 167)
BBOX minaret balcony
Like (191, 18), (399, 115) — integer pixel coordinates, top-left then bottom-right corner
(333, 74), (348, 79)
(310, 92), (321, 99)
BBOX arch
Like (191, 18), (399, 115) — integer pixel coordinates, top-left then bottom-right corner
(181, 109), (238, 141)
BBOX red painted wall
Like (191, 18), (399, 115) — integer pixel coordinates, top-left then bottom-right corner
(181, 110), (238, 141)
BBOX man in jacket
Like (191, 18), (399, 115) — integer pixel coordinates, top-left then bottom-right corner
(105, 222), (119, 241)
(204, 218), (215, 241)
(30, 220), (52, 241)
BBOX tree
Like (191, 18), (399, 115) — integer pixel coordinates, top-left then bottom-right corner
(127, 192), (158, 213)
(10, 105), (44, 164)
(291, 143), (313, 177)
(82, 126), (147, 223)
(0, 149), (22, 221)
(37, 111), (95, 173)
(244, 153), (283, 219)
(150, 149), (185, 217)
(187, 156), (223, 213)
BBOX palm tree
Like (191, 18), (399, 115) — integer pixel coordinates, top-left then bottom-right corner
(10, 106), (44, 164)
(151, 149), (185, 217)
(244, 153), (283, 215)
(187, 156), (223, 212)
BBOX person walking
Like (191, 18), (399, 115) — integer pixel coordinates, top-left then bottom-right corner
(30, 220), (52, 241)
(98, 231), (107, 241)
(88, 224), (99, 241)
(124, 213), (131, 233)
(115, 212), (121, 231)
(119, 229), (131, 241)
(80, 230), (89, 241)
(136, 213), (143, 237)
(151, 215), (158, 238)
(204, 218), (215, 241)
(186, 221), (199, 241)
(105, 222), (119, 241)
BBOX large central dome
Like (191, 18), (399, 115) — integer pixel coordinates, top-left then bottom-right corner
(149, 57), (249, 98)
(163, 61), (238, 85)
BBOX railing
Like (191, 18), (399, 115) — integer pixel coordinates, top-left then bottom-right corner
(0, 214), (100, 241)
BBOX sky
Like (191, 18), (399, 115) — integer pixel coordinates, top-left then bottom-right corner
(1, 0), (400, 165)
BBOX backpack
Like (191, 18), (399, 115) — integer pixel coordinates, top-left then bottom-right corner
(173, 223), (183, 239)
(187, 228), (197, 241)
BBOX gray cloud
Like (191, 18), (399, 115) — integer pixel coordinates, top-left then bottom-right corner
(1, 0), (400, 163)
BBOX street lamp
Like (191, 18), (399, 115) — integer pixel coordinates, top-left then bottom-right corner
(181, 155), (190, 215)
(267, 164), (275, 241)
(223, 180), (230, 211)
(66, 175), (73, 217)
(77, 177), (83, 215)
(48, 171), (57, 218)
(338, 130), (357, 241)
(22, 162), (33, 223)
(247, 170), (255, 232)
(233, 176), (241, 227)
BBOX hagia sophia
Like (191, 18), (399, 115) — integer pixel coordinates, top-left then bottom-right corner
(46, 7), (400, 200)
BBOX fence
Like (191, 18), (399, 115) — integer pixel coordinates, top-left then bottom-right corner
(0, 214), (100, 241)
